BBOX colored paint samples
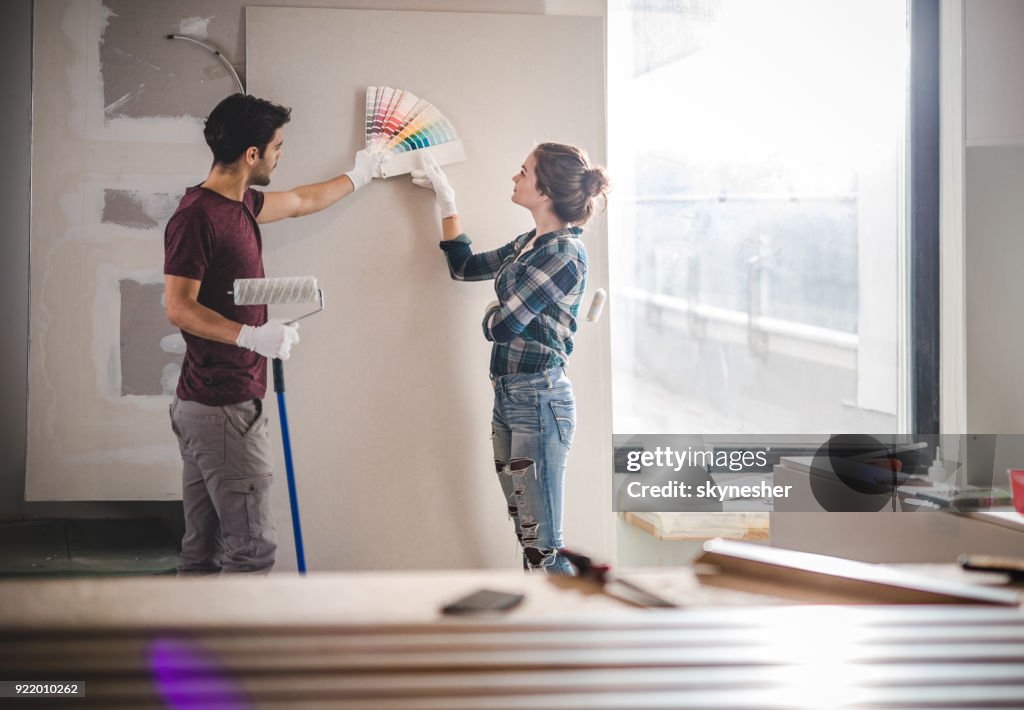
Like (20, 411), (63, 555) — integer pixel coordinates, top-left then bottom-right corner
(365, 86), (466, 178)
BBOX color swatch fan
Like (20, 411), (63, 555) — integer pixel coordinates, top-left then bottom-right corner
(365, 86), (466, 178)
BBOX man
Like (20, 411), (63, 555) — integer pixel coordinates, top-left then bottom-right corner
(164, 93), (377, 573)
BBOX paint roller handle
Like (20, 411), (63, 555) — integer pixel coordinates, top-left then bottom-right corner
(273, 358), (286, 394)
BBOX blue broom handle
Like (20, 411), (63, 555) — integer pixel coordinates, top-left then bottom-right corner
(273, 358), (306, 574)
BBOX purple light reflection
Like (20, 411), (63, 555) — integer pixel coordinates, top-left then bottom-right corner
(148, 637), (251, 709)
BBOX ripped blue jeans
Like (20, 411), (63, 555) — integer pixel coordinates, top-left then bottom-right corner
(491, 366), (576, 575)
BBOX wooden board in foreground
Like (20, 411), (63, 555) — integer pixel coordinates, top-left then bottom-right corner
(696, 538), (1022, 605)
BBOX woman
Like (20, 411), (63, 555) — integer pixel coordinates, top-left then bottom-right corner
(412, 143), (610, 574)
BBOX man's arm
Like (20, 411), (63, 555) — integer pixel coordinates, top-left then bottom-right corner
(164, 275), (301, 359)
(257, 174), (355, 224)
(164, 274), (243, 344)
(257, 149), (378, 224)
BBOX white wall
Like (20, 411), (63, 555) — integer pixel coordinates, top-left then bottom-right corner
(246, 6), (610, 572)
(962, 0), (1024, 449)
(964, 0), (1024, 146)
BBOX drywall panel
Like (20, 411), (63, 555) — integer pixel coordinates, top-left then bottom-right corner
(964, 146), (1024, 435)
(247, 7), (611, 570)
(26, 0), (217, 501)
(965, 0), (1024, 143)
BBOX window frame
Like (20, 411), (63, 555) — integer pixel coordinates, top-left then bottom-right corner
(909, 0), (941, 436)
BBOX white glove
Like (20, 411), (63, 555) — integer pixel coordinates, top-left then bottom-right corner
(410, 152), (458, 218)
(345, 149), (379, 191)
(236, 319), (300, 360)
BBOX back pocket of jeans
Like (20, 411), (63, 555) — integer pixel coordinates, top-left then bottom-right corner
(549, 400), (575, 446)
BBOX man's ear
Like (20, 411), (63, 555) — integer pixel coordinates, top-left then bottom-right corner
(244, 146), (259, 165)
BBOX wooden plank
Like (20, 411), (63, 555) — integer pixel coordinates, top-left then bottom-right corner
(21, 682), (1024, 710)
(5, 619), (1024, 661)
(4, 610), (1024, 707)
(70, 662), (1024, 695)
(623, 512), (770, 541)
(3, 573), (1021, 634)
(3, 575), (1024, 708)
(5, 635), (1024, 675)
(697, 538), (1023, 605)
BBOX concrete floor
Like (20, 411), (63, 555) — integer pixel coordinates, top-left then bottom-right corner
(0, 518), (178, 577)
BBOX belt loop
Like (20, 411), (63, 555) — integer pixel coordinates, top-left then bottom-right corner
(544, 369), (552, 388)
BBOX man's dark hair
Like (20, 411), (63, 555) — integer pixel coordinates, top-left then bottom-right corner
(203, 93), (292, 167)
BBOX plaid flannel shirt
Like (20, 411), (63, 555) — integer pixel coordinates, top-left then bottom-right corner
(440, 228), (588, 376)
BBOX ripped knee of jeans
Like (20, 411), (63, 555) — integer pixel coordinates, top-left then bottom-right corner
(495, 457), (535, 474)
(523, 545), (558, 569)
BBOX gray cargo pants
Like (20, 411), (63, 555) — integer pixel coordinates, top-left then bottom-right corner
(170, 397), (277, 573)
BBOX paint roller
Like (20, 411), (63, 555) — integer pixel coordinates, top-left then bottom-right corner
(586, 288), (608, 323)
(232, 276), (324, 322)
(232, 276), (324, 574)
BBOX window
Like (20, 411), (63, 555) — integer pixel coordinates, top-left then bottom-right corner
(608, 0), (918, 553)
(609, 0), (909, 436)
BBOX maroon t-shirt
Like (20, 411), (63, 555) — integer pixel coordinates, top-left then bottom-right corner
(164, 186), (268, 406)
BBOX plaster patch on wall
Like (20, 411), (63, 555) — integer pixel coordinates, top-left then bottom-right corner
(102, 189), (180, 229)
(104, 82), (145, 120)
(203, 64), (230, 81)
(120, 280), (184, 396)
(161, 363), (182, 396)
(179, 16), (214, 39)
(66, 174), (190, 242)
(94, 264), (123, 400)
(99, 3), (117, 36)
(160, 334), (186, 354)
(94, 265), (172, 400)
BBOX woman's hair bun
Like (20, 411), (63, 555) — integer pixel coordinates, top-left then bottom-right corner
(532, 142), (610, 225)
(584, 166), (610, 198)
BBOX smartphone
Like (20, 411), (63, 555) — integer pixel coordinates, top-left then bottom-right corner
(958, 554), (1024, 581)
(441, 588), (525, 615)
